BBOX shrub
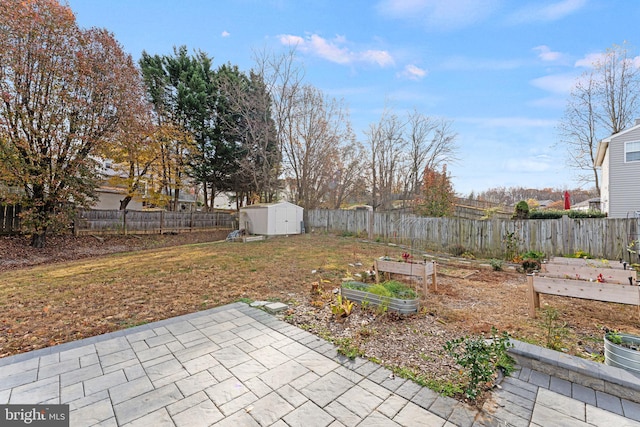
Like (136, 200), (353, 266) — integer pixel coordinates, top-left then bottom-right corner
(512, 201), (529, 219)
(490, 259), (503, 271)
(461, 251), (476, 260)
(444, 328), (514, 400)
(449, 244), (466, 257)
(568, 209), (606, 219)
(521, 259), (541, 273)
(529, 210), (562, 219)
(528, 209), (606, 219)
(569, 249), (592, 259)
(521, 250), (545, 260)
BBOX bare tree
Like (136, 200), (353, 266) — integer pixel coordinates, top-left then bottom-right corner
(282, 85), (350, 210)
(559, 43), (640, 192)
(367, 107), (458, 211)
(366, 109), (406, 211)
(252, 47), (304, 194)
(401, 110), (458, 203)
(327, 139), (367, 209)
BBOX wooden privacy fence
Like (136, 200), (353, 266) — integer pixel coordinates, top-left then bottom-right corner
(75, 209), (234, 235)
(0, 204), (21, 234)
(307, 209), (634, 260)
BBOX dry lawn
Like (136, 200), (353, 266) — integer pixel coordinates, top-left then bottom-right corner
(2, 232), (640, 393)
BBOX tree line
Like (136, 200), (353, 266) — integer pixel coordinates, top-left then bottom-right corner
(0, 0), (459, 247)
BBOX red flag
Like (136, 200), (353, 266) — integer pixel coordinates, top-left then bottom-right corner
(564, 191), (570, 210)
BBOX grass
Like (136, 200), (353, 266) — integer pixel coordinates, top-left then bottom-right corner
(0, 234), (396, 356)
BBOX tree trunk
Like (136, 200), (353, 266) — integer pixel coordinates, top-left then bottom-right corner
(30, 231), (46, 248)
(119, 196), (132, 210)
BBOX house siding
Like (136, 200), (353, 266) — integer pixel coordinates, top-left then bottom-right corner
(608, 127), (640, 218)
(601, 149), (609, 214)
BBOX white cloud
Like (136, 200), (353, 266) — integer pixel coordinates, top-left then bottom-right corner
(440, 56), (523, 71)
(376, 0), (500, 31)
(533, 45), (562, 62)
(221, 30), (230, 38)
(460, 117), (557, 128)
(575, 51), (640, 69)
(397, 64), (428, 80)
(279, 34), (305, 46)
(278, 33), (395, 67)
(530, 73), (576, 94)
(509, 0), (586, 24)
(574, 52), (606, 68)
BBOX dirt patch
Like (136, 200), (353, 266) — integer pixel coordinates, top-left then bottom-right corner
(2, 232), (639, 405)
(0, 231), (230, 271)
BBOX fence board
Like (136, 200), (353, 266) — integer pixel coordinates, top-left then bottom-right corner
(75, 209), (233, 235)
(307, 209), (635, 260)
(0, 204), (21, 234)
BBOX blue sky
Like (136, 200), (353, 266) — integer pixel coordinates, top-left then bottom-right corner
(67, 0), (640, 196)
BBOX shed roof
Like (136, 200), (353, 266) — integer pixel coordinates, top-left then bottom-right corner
(241, 201), (302, 210)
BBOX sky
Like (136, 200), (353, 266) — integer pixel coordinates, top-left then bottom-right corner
(66, 0), (640, 196)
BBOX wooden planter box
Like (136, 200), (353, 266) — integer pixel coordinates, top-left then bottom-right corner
(604, 333), (640, 375)
(527, 274), (640, 318)
(374, 259), (437, 294)
(341, 282), (419, 314)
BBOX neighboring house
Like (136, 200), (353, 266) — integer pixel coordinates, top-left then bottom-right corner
(595, 119), (640, 218)
(536, 200), (555, 209)
(572, 198), (601, 212)
(91, 159), (199, 211)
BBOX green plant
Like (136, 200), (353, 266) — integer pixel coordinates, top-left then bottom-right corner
(570, 249), (592, 259)
(502, 228), (522, 261)
(528, 209), (605, 219)
(381, 280), (418, 299)
(605, 330), (623, 345)
(367, 283), (393, 297)
(330, 295), (354, 318)
(425, 378), (465, 397)
(489, 259), (503, 271)
(444, 327), (514, 400)
(343, 280), (417, 299)
(461, 251), (476, 260)
(512, 201), (529, 220)
(541, 306), (569, 351)
(521, 250), (545, 260)
(334, 337), (362, 359)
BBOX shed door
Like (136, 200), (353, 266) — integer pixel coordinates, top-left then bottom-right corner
(274, 205), (297, 234)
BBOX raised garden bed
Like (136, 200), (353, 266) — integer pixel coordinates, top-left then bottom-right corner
(604, 332), (640, 375)
(341, 281), (419, 314)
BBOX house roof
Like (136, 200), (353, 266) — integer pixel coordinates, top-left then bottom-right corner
(596, 119), (640, 166)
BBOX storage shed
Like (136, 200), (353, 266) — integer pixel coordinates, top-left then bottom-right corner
(239, 201), (304, 235)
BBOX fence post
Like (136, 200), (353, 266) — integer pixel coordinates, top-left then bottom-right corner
(527, 274), (539, 318)
(160, 210), (164, 235)
(190, 211), (193, 232)
(431, 261), (437, 292)
(123, 210), (127, 235)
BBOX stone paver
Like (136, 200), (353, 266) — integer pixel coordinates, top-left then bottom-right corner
(0, 302), (639, 427)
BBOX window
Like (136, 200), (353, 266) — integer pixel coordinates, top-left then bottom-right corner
(625, 141), (640, 162)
